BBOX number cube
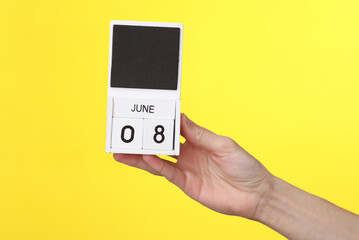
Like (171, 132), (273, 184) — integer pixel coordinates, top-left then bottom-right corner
(143, 119), (174, 150)
(111, 118), (143, 149)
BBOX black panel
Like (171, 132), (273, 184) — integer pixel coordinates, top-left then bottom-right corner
(110, 25), (180, 90)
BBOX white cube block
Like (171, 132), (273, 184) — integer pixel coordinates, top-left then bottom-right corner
(143, 119), (174, 150)
(111, 118), (143, 149)
(113, 98), (175, 119)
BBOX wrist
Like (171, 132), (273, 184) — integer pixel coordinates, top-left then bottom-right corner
(251, 174), (359, 240)
(252, 175), (284, 224)
(252, 176), (303, 239)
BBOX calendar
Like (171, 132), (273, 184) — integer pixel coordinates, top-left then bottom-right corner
(105, 20), (183, 155)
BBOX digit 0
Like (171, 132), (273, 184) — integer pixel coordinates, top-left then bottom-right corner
(153, 125), (165, 144)
(121, 125), (135, 143)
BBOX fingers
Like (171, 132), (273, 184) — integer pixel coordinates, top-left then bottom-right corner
(113, 154), (160, 175)
(180, 113), (231, 152)
(113, 154), (187, 191)
(142, 155), (187, 190)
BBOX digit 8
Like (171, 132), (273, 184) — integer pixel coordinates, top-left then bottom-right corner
(153, 125), (165, 144)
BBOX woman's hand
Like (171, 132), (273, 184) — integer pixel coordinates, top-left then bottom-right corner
(114, 114), (274, 219)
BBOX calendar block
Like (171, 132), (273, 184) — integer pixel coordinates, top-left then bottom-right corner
(105, 20), (183, 155)
(111, 118), (143, 149)
(143, 119), (174, 150)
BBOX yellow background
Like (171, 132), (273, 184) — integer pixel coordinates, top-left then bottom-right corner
(1, 0), (359, 239)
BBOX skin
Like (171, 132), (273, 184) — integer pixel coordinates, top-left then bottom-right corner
(114, 113), (359, 240)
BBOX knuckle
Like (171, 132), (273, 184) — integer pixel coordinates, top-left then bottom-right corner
(186, 188), (196, 199)
(167, 168), (178, 183)
(220, 136), (237, 149)
(195, 127), (208, 144)
(157, 161), (167, 175)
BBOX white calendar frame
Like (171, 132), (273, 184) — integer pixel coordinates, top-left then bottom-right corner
(105, 20), (183, 155)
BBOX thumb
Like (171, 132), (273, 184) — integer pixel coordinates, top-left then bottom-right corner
(180, 113), (231, 152)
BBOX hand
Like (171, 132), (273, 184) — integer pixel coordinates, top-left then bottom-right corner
(114, 114), (359, 239)
(114, 114), (274, 219)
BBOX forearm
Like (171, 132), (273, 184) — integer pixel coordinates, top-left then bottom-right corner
(254, 177), (359, 240)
